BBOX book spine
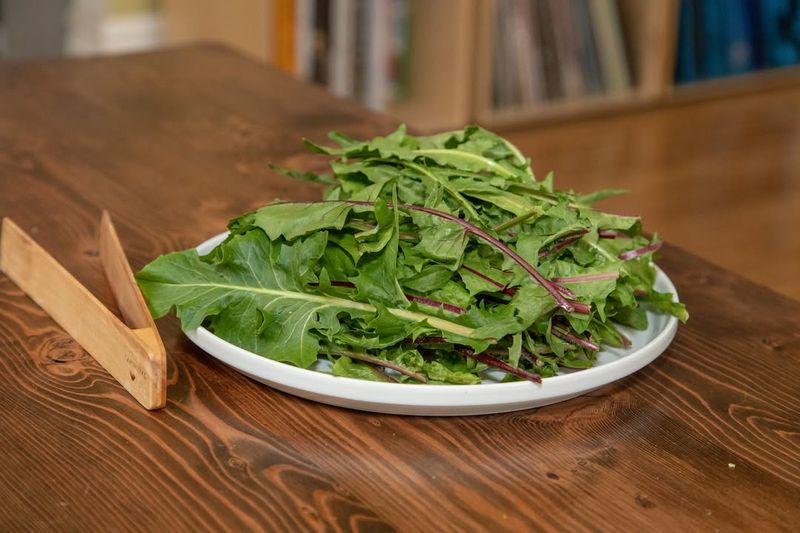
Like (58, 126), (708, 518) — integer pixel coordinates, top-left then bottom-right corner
(353, 0), (367, 102)
(312, 0), (330, 84)
(675, 0), (697, 83)
(364, 0), (390, 110)
(388, 0), (411, 102)
(329, 0), (356, 97)
(526, 0), (546, 102)
(550, 0), (587, 99)
(492, 0), (508, 108)
(588, 0), (631, 94)
(698, 0), (726, 78)
(512, 0), (540, 105)
(575, 0), (604, 95)
(275, 0), (296, 74)
(294, 0), (315, 80)
(536, 0), (564, 100)
(754, 0), (800, 68)
(724, 0), (755, 74)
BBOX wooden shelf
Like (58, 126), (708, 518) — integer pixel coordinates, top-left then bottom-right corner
(669, 64), (800, 103)
(478, 91), (654, 129)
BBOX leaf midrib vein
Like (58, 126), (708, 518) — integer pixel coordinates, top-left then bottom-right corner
(173, 281), (477, 338)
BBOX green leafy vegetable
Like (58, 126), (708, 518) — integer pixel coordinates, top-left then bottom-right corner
(137, 125), (687, 384)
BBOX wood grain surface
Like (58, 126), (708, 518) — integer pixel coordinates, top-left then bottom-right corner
(0, 46), (798, 532)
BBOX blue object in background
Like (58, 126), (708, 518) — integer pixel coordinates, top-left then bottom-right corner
(698, 0), (727, 78)
(725, 0), (756, 74)
(755, 0), (800, 67)
(676, 0), (698, 82)
(675, 0), (800, 83)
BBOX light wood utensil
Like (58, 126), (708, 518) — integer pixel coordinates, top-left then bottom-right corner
(0, 212), (167, 409)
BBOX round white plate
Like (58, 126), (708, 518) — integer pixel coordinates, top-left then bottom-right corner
(185, 232), (680, 416)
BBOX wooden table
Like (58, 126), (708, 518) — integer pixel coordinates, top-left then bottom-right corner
(1, 46), (798, 532)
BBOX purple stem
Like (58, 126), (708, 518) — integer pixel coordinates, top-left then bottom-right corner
(454, 346), (542, 384)
(461, 265), (517, 296)
(413, 337), (546, 374)
(619, 332), (632, 348)
(405, 294), (465, 315)
(599, 229), (631, 239)
(520, 348), (541, 366)
(486, 346), (545, 368)
(568, 301), (591, 314)
(462, 265), (581, 303)
(538, 230), (588, 259)
(460, 268), (589, 315)
(551, 326), (601, 352)
(341, 200), (573, 312)
(552, 283), (577, 299)
(553, 271), (620, 283)
(327, 348), (428, 383)
(619, 241), (662, 261)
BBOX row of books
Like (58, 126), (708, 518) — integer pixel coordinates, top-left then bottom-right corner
(675, 0), (800, 83)
(274, 0), (411, 111)
(492, 0), (632, 110)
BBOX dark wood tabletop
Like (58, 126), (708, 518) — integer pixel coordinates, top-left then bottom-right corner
(1, 46), (798, 532)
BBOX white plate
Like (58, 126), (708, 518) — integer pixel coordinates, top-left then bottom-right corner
(185, 232), (680, 416)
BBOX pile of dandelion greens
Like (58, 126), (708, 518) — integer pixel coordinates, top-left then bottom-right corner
(136, 125), (687, 385)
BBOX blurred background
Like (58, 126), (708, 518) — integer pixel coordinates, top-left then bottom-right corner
(2, 0), (800, 130)
(1, 0), (799, 299)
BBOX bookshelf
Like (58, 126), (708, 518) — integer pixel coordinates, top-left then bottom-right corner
(671, 63), (800, 102)
(472, 0), (680, 128)
(162, 0), (800, 132)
